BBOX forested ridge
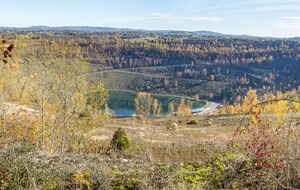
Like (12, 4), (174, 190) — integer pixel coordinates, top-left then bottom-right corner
(39, 31), (300, 100)
(2, 30), (298, 102)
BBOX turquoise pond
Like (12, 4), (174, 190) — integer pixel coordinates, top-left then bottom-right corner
(107, 90), (205, 116)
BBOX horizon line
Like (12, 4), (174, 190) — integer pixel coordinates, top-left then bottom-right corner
(0, 25), (299, 39)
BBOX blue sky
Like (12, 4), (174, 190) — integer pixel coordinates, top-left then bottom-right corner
(2, 0), (300, 37)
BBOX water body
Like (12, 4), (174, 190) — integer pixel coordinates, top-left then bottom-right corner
(108, 90), (205, 116)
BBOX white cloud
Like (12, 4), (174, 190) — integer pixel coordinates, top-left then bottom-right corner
(172, 0), (300, 14)
(282, 16), (300, 20)
(276, 25), (300, 29)
(275, 16), (300, 29)
(107, 12), (223, 23)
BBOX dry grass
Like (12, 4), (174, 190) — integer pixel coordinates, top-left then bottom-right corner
(86, 115), (242, 164)
(2, 113), (300, 189)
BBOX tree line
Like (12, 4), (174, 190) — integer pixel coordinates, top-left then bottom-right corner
(134, 92), (193, 117)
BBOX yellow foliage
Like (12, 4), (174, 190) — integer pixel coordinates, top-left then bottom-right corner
(135, 92), (153, 116)
(72, 171), (91, 190)
(273, 100), (288, 125)
(242, 89), (260, 113)
(219, 108), (226, 115)
(177, 97), (192, 116)
(168, 101), (175, 114)
(226, 105), (235, 115)
(235, 103), (242, 114)
(292, 97), (300, 111)
(250, 115), (257, 124)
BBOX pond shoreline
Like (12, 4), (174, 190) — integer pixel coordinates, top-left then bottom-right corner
(108, 89), (214, 117)
(108, 89), (206, 103)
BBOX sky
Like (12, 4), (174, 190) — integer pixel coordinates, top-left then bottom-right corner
(1, 0), (300, 37)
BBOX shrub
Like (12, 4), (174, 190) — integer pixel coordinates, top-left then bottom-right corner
(79, 112), (91, 118)
(111, 128), (130, 151)
(110, 168), (146, 190)
(187, 120), (198, 125)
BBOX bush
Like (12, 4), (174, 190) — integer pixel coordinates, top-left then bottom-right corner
(111, 128), (131, 151)
(187, 120), (198, 125)
(110, 168), (146, 190)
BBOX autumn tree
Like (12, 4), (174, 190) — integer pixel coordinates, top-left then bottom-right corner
(177, 97), (192, 116)
(85, 82), (110, 126)
(241, 89), (260, 113)
(164, 79), (169, 88)
(152, 98), (162, 116)
(135, 92), (153, 117)
(174, 81), (178, 88)
(168, 100), (175, 114)
(22, 40), (110, 155)
(226, 105), (235, 115)
(193, 94), (200, 101)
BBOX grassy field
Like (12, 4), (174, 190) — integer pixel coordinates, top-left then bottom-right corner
(93, 62), (294, 103)
(95, 69), (231, 100)
(88, 114), (244, 163)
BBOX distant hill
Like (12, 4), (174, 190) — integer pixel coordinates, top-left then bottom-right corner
(194, 30), (225, 37)
(0, 26), (143, 32)
(291, 37), (300, 42)
(0, 26), (298, 40)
